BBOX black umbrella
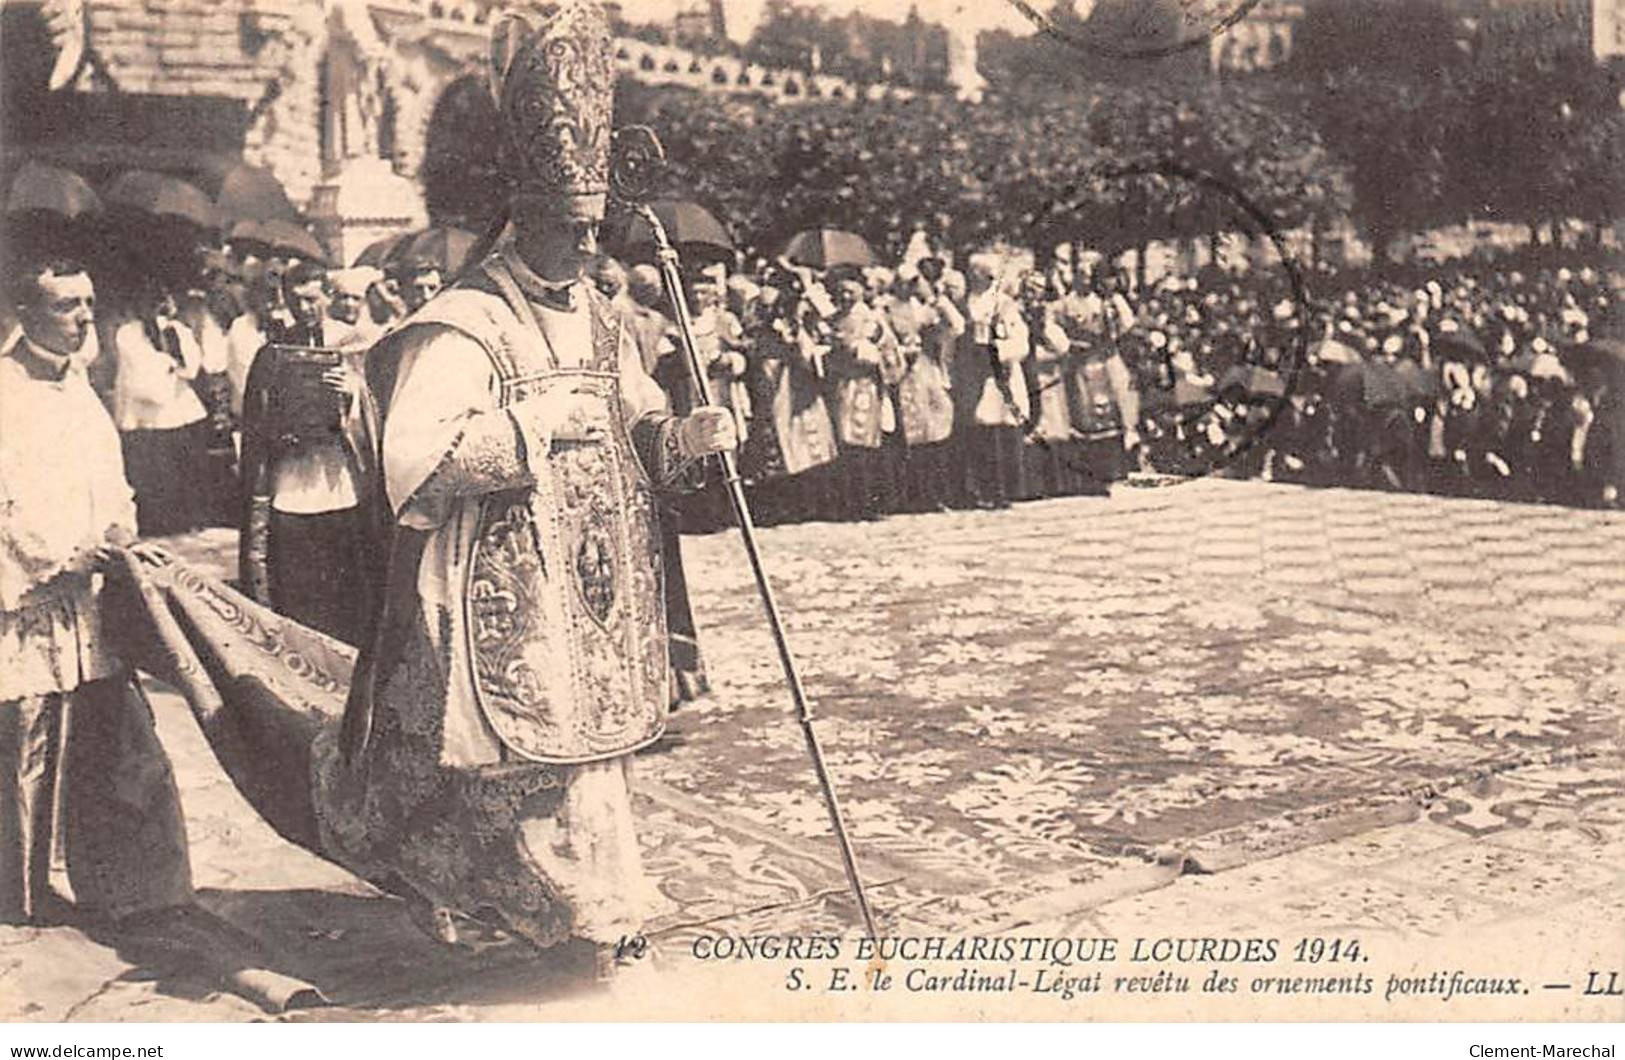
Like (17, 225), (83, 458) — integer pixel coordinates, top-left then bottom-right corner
(392, 225), (478, 273)
(1329, 361), (1363, 406)
(1330, 360), (1413, 409)
(6, 161), (101, 220)
(1565, 338), (1625, 389)
(1434, 324), (1488, 363)
(207, 161), (299, 225)
(228, 218), (329, 264)
(782, 227), (877, 269)
(105, 170), (219, 228)
(615, 199), (733, 253)
(353, 232), (409, 267)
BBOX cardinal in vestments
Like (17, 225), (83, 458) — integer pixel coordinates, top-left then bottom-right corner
(315, 0), (738, 973)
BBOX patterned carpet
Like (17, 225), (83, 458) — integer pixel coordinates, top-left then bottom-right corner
(633, 481), (1625, 938)
(158, 480), (1625, 949)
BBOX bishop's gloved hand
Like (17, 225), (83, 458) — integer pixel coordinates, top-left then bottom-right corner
(677, 405), (739, 460)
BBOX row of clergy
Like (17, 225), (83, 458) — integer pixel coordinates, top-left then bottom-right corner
(235, 247), (1147, 641)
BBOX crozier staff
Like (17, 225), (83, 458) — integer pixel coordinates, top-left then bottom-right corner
(320, 0), (736, 976)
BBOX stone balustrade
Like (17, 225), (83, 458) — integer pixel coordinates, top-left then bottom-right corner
(410, 2), (917, 105)
(607, 37), (916, 104)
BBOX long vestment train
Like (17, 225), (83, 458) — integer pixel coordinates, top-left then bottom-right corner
(306, 249), (699, 947)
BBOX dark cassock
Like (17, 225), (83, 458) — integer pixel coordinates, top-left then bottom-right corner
(320, 0), (736, 965)
(238, 294), (384, 646)
(954, 255), (1031, 509)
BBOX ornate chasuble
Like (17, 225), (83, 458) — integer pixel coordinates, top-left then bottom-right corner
(1068, 351), (1126, 440)
(887, 301), (954, 447)
(741, 325), (839, 480)
(1053, 294), (1126, 440)
(408, 266), (668, 764)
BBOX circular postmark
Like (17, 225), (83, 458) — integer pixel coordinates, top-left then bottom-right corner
(1016, 159), (1311, 486)
(1002, 0), (1266, 61)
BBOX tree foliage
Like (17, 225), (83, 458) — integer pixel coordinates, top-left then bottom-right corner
(415, 0), (1618, 265)
(1288, 0), (1622, 253)
(978, 0), (1206, 91)
(611, 78), (1348, 260)
(740, 0), (949, 88)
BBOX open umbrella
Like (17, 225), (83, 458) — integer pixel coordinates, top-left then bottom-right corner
(207, 161), (299, 224)
(392, 225), (477, 274)
(105, 170), (219, 228)
(354, 232), (409, 268)
(1434, 324), (1488, 364)
(6, 161), (101, 220)
(615, 199), (733, 253)
(782, 228), (876, 269)
(1565, 338), (1625, 389)
(228, 218), (328, 264)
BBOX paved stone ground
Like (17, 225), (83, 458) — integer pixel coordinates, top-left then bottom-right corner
(1, 480), (1621, 1022)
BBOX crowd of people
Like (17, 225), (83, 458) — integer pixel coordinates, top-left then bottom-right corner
(1181, 258), (1624, 507)
(13, 229), (1623, 591)
(593, 242), (1625, 526)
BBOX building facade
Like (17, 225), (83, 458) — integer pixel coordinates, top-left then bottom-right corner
(2, 0), (909, 263)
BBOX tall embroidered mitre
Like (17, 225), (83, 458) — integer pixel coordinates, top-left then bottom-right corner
(489, 0), (615, 220)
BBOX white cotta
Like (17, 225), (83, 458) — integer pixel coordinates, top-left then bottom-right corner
(0, 335), (137, 700)
(962, 288), (1031, 426)
(111, 317), (220, 431)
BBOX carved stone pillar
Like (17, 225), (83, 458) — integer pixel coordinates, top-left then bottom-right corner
(307, 0), (426, 265)
(308, 156), (427, 267)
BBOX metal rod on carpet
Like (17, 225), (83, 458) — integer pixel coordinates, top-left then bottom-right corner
(634, 200), (881, 943)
